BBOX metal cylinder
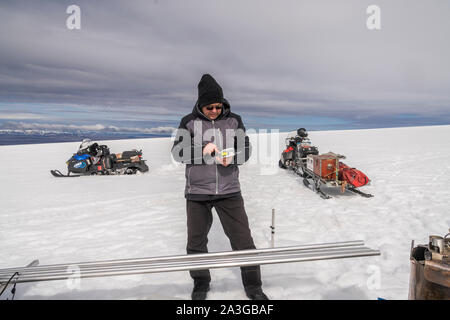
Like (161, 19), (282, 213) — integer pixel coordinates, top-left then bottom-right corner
(409, 242), (450, 300)
(429, 236), (444, 254)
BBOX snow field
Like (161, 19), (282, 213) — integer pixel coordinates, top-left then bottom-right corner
(0, 125), (449, 299)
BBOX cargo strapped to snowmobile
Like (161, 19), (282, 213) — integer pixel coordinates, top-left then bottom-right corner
(0, 240), (380, 299)
(302, 153), (373, 199)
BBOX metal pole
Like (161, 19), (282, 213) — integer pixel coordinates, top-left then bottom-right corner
(0, 240), (365, 276)
(6, 248), (380, 284)
(8, 246), (374, 278)
(271, 209), (275, 248)
(1, 247), (380, 283)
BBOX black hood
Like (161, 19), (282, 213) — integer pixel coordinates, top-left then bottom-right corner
(192, 98), (231, 121)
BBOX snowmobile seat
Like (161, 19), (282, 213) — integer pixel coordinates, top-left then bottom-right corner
(288, 139), (297, 148)
(121, 150), (140, 159)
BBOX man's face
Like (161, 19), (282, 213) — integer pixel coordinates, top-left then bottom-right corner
(201, 103), (223, 120)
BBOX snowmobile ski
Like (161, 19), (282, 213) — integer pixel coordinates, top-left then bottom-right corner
(50, 170), (80, 178)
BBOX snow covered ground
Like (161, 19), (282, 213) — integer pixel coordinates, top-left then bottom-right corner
(1, 125), (449, 300)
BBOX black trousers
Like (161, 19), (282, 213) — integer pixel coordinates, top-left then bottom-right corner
(186, 195), (262, 294)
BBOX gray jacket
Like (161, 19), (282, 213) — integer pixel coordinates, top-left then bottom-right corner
(171, 99), (251, 199)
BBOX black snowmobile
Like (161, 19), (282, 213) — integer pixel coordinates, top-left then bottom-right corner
(51, 141), (149, 177)
(279, 128), (319, 171)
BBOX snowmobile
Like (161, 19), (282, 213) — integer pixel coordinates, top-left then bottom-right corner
(50, 141), (149, 177)
(279, 128), (373, 199)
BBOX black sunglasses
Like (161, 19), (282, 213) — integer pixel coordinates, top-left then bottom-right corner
(205, 104), (223, 111)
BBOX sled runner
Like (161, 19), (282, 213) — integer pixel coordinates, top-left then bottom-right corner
(279, 128), (373, 199)
(50, 141), (149, 177)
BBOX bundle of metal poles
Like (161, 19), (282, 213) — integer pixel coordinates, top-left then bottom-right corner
(0, 240), (379, 285)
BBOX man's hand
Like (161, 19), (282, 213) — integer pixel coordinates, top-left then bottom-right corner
(216, 156), (233, 167)
(203, 143), (219, 156)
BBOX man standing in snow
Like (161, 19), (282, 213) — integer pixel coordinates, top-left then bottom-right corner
(171, 74), (268, 300)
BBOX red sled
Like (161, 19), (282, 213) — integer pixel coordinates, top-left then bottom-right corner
(338, 162), (370, 188)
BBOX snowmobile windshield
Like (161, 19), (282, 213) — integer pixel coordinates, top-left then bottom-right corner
(79, 139), (94, 150)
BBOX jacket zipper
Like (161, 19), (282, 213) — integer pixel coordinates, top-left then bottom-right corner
(187, 166), (192, 193)
(212, 120), (218, 194)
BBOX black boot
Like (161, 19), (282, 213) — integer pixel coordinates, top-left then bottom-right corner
(246, 289), (269, 300)
(191, 281), (210, 300)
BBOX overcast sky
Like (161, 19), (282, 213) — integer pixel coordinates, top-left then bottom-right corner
(0, 0), (449, 133)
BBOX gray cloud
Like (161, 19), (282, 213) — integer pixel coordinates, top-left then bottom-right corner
(0, 0), (449, 127)
(0, 121), (176, 134)
(0, 113), (45, 120)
